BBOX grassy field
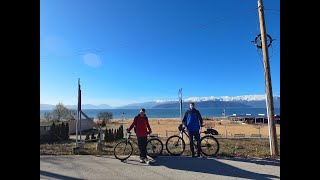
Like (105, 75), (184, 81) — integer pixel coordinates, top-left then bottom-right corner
(106, 118), (280, 138)
(40, 137), (280, 158)
(40, 118), (280, 158)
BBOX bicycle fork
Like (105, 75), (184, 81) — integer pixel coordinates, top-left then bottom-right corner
(122, 139), (129, 152)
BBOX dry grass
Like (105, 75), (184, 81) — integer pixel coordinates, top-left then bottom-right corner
(40, 138), (280, 158)
(110, 118), (280, 137)
(40, 118), (280, 158)
(40, 142), (74, 155)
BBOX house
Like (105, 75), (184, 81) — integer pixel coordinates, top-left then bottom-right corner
(40, 121), (53, 140)
(67, 118), (96, 135)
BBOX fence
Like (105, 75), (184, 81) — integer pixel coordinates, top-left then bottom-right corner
(75, 119), (280, 140)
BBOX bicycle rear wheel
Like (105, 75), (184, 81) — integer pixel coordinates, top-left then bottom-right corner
(114, 141), (133, 161)
(147, 138), (163, 158)
(165, 135), (185, 156)
(200, 135), (219, 157)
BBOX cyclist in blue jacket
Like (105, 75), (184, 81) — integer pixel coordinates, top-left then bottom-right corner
(182, 102), (204, 157)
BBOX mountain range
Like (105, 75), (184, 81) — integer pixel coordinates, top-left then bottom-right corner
(40, 94), (280, 110)
(40, 104), (112, 110)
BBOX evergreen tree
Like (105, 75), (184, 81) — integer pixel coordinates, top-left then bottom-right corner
(65, 123), (69, 139)
(50, 122), (56, 141)
(61, 122), (66, 140)
(110, 129), (114, 142)
(104, 129), (109, 142)
(119, 125), (124, 139)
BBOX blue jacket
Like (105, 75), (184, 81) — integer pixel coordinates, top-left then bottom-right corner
(182, 108), (203, 131)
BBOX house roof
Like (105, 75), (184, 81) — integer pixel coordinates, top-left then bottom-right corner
(40, 121), (53, 126)
(40, 120), (70, 126)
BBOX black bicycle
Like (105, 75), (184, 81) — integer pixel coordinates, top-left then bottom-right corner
(114, 132), (164, 161)
(165, 125), (220, 157)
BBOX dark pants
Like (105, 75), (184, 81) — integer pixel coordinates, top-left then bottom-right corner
(137, 137), (148, 159)
(188, 130), (201, 156)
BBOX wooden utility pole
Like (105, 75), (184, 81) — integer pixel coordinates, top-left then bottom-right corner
(257, 0), (278, 157)
(179, 88), (183, 121)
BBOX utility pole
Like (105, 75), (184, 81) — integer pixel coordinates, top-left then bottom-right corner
(178, 88), (183, 121)
(257, 0), (278, 157)
(78, 78), (82, 142)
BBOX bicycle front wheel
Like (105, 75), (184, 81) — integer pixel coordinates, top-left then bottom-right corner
(165, 135), (185, 156)
(114, 141), (133, 161)
(200, 135), (220, 157)
(147, 138), (163, 158)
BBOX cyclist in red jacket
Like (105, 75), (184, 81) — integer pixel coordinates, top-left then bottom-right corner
(126, 108), (152, 163)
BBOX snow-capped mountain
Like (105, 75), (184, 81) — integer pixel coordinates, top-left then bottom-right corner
(119, 95), (280, 109)
(117, 100), (177, 109)
(40, 95), (280, 110)
(184, 94), (277, 102)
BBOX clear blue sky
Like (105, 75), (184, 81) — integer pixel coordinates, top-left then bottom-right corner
(40, 0), (280, 107)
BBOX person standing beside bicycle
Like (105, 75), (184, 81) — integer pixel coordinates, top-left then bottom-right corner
(126, 108), (152, 163)
(182, 102), (204, 158)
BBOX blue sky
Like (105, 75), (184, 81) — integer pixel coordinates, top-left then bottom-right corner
(40, 0), (280, 107)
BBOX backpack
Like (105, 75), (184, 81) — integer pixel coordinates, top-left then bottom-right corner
(204, 128), (219, 135)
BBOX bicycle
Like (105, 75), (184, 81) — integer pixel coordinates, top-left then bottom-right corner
(165, 124), (220, 157)
(113, 131), (164, 161)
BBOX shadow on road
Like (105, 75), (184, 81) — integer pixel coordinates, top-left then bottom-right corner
(40, 170), (84, 180)
(217, 156), (280, 167)
(149, 156), (279, 180)
(40, 157), (64, 166)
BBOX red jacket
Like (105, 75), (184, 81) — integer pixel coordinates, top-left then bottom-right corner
(127, 114), (151, 137)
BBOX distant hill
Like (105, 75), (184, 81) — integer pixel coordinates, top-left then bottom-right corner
(66, 104), (113, 109)
(40, 104), (112, 110)
(116, 101), (176, 109)
(40, 104), (55, 110)
(153, 101), (251, 108)
(40, 95), (280, 110)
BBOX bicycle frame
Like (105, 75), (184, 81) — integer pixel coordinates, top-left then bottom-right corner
(179, 129), (202, 144)
(179, 129), (214, 147)
(114, 132), (163, 160)
(165, 127), (220, 157)
(123, 132), (138, 147)
(124, 132), (159, 147)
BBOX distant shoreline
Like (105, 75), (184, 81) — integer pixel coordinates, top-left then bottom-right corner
(40, 107), (280, 119)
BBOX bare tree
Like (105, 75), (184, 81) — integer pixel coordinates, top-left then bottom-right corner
(44, 112), (53, 121)
(52, 102), (72, 121)
(97, 111), (113, 124)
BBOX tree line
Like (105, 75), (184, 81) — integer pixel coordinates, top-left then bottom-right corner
(40, 122), (70, 142)
(85, 125), (124, 142)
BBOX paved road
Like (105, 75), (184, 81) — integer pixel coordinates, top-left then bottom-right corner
(40, 155), (280, 180)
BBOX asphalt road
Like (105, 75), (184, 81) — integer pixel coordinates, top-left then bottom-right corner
(40, 155), (280, 180)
